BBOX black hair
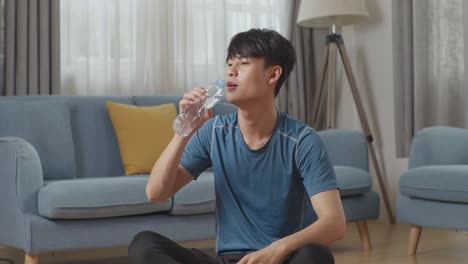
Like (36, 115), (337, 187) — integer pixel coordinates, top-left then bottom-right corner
(226, 28), (296, 97)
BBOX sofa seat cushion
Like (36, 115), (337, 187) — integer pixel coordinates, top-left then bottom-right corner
(334, 166), (372, 197)
(38, 176), (171, 219)
(170, 172), (215, 215)
(400, 165), (468, 203)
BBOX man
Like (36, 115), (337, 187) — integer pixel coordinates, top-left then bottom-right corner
(129, 28), (346, 264)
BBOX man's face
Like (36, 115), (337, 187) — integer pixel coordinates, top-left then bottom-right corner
(224, 56), (273, 106)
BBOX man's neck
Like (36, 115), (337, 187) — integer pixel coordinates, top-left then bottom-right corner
(237, 101), (278, 150)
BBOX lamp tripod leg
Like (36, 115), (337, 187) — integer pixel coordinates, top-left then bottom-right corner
(313, 44), (330, 128)
(336, 39), (396, 224)
(327, 42), (338, 129)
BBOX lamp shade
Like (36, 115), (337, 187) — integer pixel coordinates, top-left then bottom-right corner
(297, 0), (369, 28)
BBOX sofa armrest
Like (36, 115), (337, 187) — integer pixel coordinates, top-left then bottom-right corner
(409, 127), (468, 168)
(0, 137), (44, 214)
(318, 129), (368, 171)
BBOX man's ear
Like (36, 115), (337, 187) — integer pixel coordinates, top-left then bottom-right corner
(267, 66), (282, 85)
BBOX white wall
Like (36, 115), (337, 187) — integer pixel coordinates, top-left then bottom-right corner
(333, 0), (408, 222)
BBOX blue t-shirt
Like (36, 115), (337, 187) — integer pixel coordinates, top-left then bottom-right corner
(180, 111), (337, 254)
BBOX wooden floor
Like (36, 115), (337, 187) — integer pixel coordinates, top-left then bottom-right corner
(332, 222), (468, 264)
(1, 221), (468, 263)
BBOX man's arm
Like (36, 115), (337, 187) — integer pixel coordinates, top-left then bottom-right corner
(274, 189), (346, 255)
(237, 189), (345, 264)
(282, 130), (346, 248)
(146, 87), (212, 202)
(145, 135), (194, 202)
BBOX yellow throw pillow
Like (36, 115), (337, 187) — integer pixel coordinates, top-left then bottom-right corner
(106, 101), (177, 175)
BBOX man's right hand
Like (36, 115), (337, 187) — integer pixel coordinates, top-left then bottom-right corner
(179, 87), (214, 135)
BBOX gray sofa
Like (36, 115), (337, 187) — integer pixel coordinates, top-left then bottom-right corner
(0, 96), (379, 262)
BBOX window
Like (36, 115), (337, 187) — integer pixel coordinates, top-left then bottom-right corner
(60, 0), (293, 95)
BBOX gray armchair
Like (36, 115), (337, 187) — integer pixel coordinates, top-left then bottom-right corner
(318, 129), (380, 251)
(397, 126), (468, 255)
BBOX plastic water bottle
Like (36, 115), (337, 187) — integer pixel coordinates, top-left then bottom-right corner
(173, 80), (226, 137)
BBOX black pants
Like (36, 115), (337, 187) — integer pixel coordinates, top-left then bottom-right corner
(128, 231), (334, 264)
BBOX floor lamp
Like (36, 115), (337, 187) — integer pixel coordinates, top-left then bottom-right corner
(297, 0), (395, 224)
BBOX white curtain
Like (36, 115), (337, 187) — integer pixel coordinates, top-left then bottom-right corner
(60, 0), (293, 96)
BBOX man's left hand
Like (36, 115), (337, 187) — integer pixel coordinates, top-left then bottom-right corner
(237, 242), (287, 264)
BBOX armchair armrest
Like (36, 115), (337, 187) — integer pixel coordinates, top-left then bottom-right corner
(318, 129), (368, 171)
(0, 137), (43, 214)
(409, 127), (468, 168)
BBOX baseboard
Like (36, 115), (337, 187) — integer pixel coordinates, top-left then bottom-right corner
(0, 239), (215, 263)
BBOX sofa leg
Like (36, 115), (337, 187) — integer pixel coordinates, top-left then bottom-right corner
(356, 220), (372, 251)
(25, 253), (39, 264)
(408, 225), (422, 256)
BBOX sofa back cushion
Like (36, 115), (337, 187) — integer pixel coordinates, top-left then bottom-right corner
(0, 99), (76, 180)
(132, 95), (238, 116)
(67, 97), (132, 178)
(132, 95), (181, 110)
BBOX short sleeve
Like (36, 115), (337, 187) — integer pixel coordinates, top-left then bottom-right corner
(296, 128), (338, 197)
(180, 118), (214, 179)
